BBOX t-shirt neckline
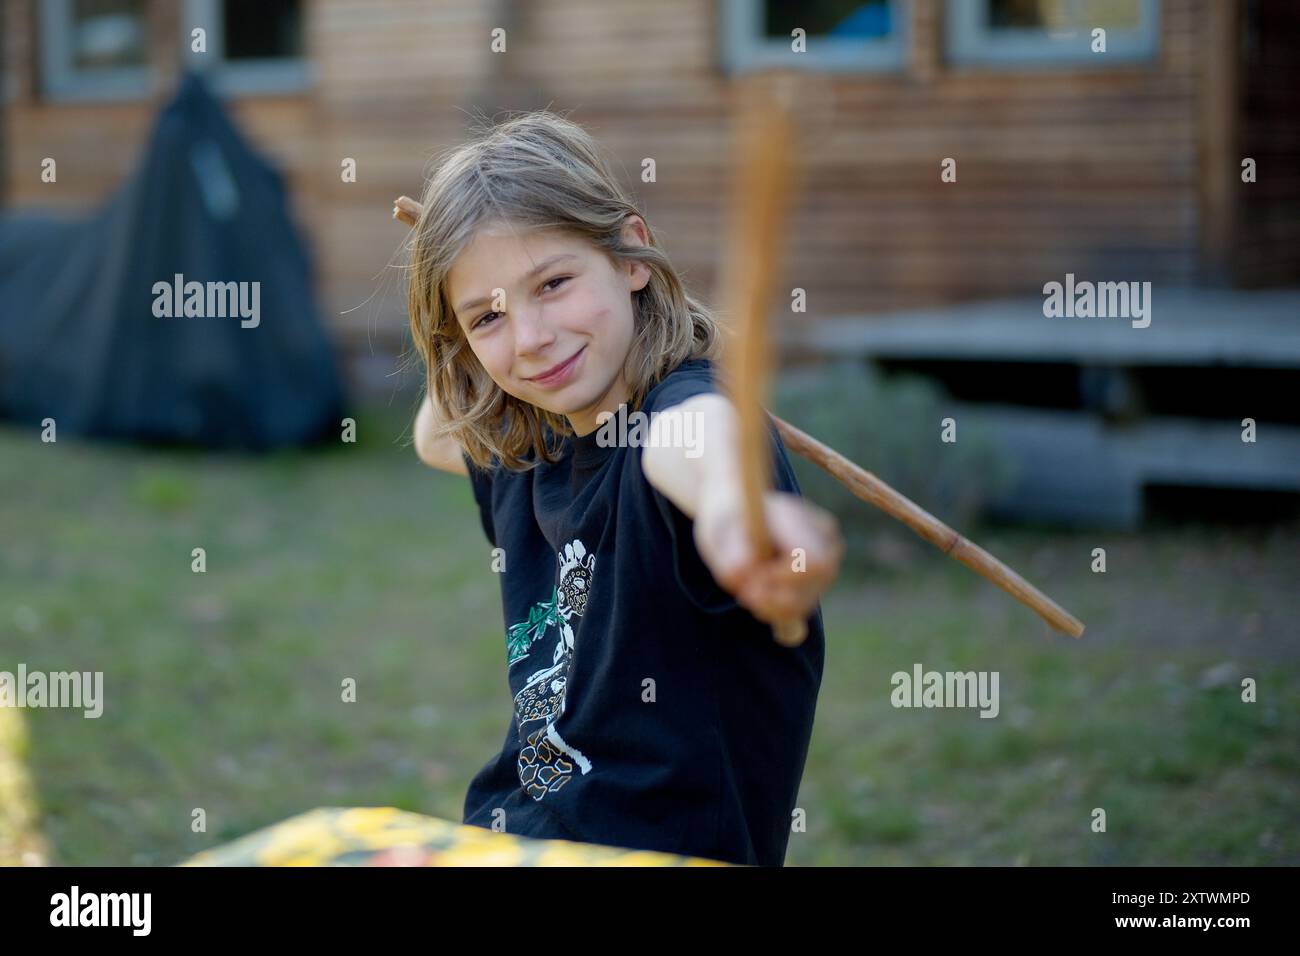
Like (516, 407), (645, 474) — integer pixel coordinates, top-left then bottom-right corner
(570, 426), (613, 469)
(564, 358), (714, 469)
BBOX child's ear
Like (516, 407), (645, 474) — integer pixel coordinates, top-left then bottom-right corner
(629, 261), (652, 293)
(620, 214), (651, 249)
(618, 215), (653, 291)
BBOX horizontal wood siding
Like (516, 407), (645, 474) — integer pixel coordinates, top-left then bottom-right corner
(5, 0), (1288, 360)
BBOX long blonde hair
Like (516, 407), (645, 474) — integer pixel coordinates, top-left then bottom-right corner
(405, 111), (723, 471)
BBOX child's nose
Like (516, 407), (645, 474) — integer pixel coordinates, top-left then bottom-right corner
(513, 302), (557, 355)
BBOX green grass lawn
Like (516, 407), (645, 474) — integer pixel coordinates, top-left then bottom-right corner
(2, 406), (1296, 866)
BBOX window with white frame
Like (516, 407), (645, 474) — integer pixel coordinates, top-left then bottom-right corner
(181, 0), (309, 95)
(40, 0), (153, 101)
(721, 0), (908, 73)
(946, 0), (1160, 66)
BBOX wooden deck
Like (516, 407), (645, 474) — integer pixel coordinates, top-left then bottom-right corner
(785, 288), (1300, 528)
(784, 289), (1300, 368)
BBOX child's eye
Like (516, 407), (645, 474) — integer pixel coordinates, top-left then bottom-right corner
(471, 278), (567, 330)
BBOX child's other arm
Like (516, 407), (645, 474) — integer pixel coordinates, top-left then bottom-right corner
(414, 392), (469, 476)
(641, 393), (843, 629)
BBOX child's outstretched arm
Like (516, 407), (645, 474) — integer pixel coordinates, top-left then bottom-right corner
(413, 392), (469, 476)
(641, 392), (844, 637)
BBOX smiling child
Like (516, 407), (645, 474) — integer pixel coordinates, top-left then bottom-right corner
(406, 111), (842, 866)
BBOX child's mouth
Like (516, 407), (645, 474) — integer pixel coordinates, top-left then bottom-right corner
(526, 346), (586, 389)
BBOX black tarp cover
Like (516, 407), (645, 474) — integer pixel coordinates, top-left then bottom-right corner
(0, 72), (345, 449)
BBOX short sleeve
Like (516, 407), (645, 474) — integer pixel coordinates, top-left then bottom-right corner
(463, 450), (498, 548)
(637, 362), (745, 615)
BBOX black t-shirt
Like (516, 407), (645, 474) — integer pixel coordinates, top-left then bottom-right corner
(459, 358), (824, 866)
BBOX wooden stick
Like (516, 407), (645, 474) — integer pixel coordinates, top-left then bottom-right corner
(390, 195), (1085, 638)
(716, 79), (806, 647)
(393, 195), (420, 226)
(773, 417), (1085, 637)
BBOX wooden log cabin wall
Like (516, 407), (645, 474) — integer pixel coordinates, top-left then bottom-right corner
(3, 0), (1295, 376)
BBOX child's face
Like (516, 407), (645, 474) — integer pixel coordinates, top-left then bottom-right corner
(447, 218), (652, 436)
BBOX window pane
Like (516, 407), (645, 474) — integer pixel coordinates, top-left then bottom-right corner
(71, 0), (147, 69)
(222, 0), (303, 61)
(987, 0), (1142, 31)
(764, 0), (893, 39)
